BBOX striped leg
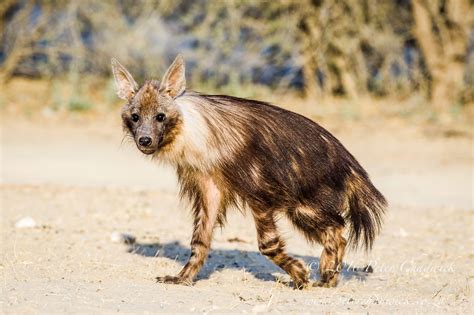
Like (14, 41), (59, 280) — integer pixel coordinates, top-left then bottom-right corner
(253, 210), (309, 289)
(313, 226), (346, 288)
(157, 177), (220, 285)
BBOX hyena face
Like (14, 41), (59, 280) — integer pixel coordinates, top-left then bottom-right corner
(111, 56), (185, 155)
(121, 88), (182, 154)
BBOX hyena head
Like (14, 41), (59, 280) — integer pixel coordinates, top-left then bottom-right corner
(111, 55), (185, 155)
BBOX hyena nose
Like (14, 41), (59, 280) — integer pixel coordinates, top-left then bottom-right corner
(138, 136), (152, 147)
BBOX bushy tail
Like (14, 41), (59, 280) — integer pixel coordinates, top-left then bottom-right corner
(344, 173), (387, 251)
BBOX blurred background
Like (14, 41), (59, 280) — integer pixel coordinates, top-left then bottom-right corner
(1, 0), (473, 122)
(2, 2), (474, 313)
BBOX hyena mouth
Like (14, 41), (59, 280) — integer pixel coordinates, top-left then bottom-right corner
(138, 147), (156, 155)
(138, 133), (164, 155)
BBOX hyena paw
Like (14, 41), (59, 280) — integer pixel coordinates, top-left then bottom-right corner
(292, 266), (310, 289)
(313, 270), (339, 288)
(312, 279), (338, 288)
(293, 278), (310, 290)
(155, 275), (193, 286)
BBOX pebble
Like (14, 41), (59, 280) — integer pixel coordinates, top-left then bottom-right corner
(252, 304), (268, 313)
(398, 228), (409, 237)
(15, 217), (37, 228)
(110, 231), (136, 244)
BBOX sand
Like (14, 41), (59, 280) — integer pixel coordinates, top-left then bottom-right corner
(1, 117), (473, 313)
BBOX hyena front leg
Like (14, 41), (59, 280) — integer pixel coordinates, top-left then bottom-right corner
(313, 226), (346, 288)
(253, 210), (309, 289)
(157, 177), (220, 285)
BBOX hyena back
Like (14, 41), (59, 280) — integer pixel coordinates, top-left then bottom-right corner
(111, 55), (387, 289)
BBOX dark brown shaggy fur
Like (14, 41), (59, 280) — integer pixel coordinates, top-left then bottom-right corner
(112, 55), (387, 289)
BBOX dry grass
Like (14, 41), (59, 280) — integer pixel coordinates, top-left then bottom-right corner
(2, 78), (473, 132)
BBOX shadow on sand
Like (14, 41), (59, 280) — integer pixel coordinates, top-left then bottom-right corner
(127, 240), (371, 285)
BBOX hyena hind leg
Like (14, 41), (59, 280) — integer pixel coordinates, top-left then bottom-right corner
(313, 226), (347, 288)
(252, 210), (309, 289)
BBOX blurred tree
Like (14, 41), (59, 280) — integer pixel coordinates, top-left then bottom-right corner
(412, 0), (472, 114)
(0, 0), (472, 111)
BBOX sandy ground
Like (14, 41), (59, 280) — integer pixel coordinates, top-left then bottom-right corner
(1, 116), (473, 313)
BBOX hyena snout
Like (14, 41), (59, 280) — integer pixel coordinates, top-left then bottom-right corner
(138, 136), (152, 147)
(135, 124), (162, 154)
(136, 134), (157, 154)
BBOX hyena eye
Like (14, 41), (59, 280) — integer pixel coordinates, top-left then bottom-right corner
(131, 113), (140, 122)
(156, 113), (166, 122)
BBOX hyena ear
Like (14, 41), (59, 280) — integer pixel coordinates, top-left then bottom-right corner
(111, 58), (139, 100)
(160, 54), (186, 98)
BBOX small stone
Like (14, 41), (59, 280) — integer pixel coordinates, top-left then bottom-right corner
(15, 217), (37, 228)
(398, 228), (408, 237)
(110, 232), (136, 244)
(252, 304), (268, 313)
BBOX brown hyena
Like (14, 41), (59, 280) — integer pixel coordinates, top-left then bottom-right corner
(111, 55), (387, 289)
